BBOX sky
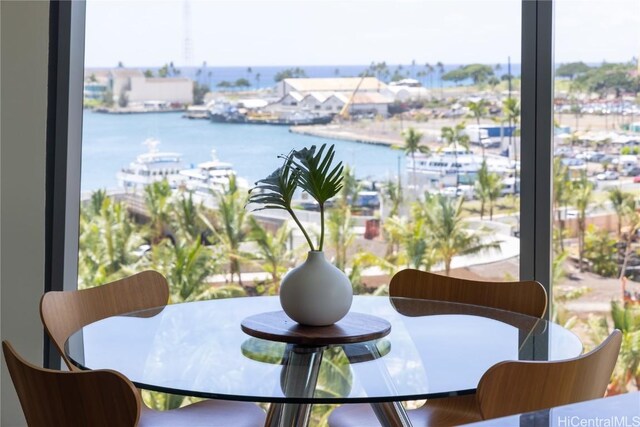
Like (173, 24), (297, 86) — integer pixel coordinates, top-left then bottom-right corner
(84, 0), (640, 67)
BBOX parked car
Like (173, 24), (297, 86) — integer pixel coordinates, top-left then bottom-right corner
(625, 166), (640, 177)
(596, 171), (619, 181)
(633, 175), (640, 183)
(562, 158), (587, 168)
(576, 151), (604, 162)
(596, 155), (616, 164)
(554, 147), (573, 158)
(589, 153), (607, 163)
(439, 185), (474, 200)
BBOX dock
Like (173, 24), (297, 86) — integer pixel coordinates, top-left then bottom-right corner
(289, 125), (399, 147)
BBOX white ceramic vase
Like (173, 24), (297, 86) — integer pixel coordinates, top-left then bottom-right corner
(279, 251), (353, 326)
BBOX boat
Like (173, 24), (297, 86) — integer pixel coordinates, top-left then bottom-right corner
(407, 147), (514, 186)
(116, 139), (185, 191)
(209, 102), (332, 126)
(183, 105), (210, 120)
(209, 102), (247, 123)
(179, 149), (248, 195)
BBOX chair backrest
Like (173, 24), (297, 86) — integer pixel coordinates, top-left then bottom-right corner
(40, 270), (169, 371)
(2, 341), (140, 427)
(477, 330), (622, 420)
(389, 269), (548, 318)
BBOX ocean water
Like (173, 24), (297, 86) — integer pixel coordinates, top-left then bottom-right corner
(81, 110), (405, 192)
(87, 63), (522, 91)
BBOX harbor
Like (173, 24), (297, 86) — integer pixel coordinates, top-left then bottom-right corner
(80, 109), (405, 193)
(80, 68), (640, 323)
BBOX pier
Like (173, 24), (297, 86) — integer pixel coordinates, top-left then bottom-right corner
(289, 124), (398, 146)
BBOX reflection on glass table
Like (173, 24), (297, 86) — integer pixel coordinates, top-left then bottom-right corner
(66, 296), (582, 426)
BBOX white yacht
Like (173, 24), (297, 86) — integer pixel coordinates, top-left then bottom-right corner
(179, 150), (248, 195)
(407, 147), (514, 184)
(117, 139), (185, 191)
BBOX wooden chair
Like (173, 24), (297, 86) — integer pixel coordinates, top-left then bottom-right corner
(40, 270), (171, 371)
(39, 270), (266, 425)
(328, 330), (622, 427)
(389, 269), (548, 318)
(3, 341), (266, 427)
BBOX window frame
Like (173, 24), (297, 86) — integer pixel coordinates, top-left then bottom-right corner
(44, 0), (556, 369)
(45, 0), (86, 369)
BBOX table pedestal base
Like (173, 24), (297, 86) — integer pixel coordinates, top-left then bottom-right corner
(265, 342), (412, 427)
(266, 345), (324, 427)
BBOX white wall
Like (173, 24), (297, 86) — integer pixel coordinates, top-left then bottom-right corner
(1, 1), (50, 425)
(129, 77), (193, 104)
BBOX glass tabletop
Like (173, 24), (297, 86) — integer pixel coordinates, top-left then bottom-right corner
(66, 296), (582, 404)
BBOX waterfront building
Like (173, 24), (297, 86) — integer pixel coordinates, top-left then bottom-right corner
(90, 68), (194, 105)
(299, 92), (332, 110)
(321, 94), (347, 112)
(110, 68), (145, 100)
(383, 86), (412, 101)
(279, 91), (305, 106)
(83, 81), (108, 100)
(383, 84), (430, 101)
(128, 76), (193, 104)
(275, 76), (387, 97)
(345, 92), (393, 116)
(272, 89), (393, 116)
(83, 69), (111, 101)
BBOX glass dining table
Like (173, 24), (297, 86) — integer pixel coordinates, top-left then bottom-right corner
(65, 296), (583, 427)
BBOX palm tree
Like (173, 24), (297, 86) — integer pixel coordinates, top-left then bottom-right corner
(436, 62), (445, 98)
(583, 225), (618, 277)
(586, 302), (640, 394)
(467, 99), (489, 159)
(440, 122), (470, 188)
(383, 206), (437, 271)
(201, 176), (251, 286)
(402, 127), (428, 193)
(426, 195), (500, 276)
(619, 199), (640, 280)
(87, 189), (107, 216)
(78, 194), (146, 288)
(326, 204), (356, 271)
(608, 187), (634, 238)
(249, 218), (296, 291)
(502, 98), (521, 195)
(144, 180), (173, 243)
(172, 191), (204, 241)
(553, 158), (571, 251)
(485, 172), (502, 221)
(474, 161), (490, 219)
(382, 214), (406, 261)
(151, 239), (221, 303)
(572, 172), (594, 272)
(424, 63), (434, 89)
(338, 165), (361, 207)
(382, 179), (403, 218)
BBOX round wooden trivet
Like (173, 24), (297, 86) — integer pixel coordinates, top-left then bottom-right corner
(241, 311), (391, 346)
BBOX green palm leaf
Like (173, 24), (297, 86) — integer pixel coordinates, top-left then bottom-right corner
(247, 155), (315, 250)
(247, 156), (299, 211)
(290, 144), (344, 251)
(291, 144), (344, 205)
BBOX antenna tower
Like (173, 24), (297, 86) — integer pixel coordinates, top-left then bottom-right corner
(183, 0), (193, 66)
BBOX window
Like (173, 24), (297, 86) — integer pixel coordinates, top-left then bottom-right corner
(75, 0), (526, 413)
(31, 0), (589, 418)
(552, 0), (640, 395)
